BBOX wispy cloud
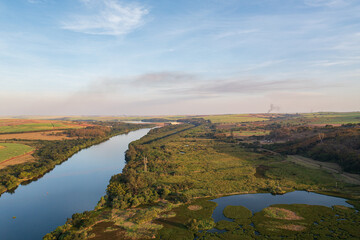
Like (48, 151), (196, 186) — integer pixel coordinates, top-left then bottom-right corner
(238, 60), (286, 72)
(132, 72), (197, 86)
(27, 0), (47, 3)
(310, 57), (360, 67)
(61, 0), (149, 35)
(304, 0), (351, 7)
(171, 78), (334, 97)
(77, 71), (338, 102)
(214, 29), (259, 40)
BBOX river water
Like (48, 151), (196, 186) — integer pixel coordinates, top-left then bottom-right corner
(0, 128), (151, 240)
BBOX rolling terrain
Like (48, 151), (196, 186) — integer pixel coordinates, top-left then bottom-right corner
(43, 114), (360, 239)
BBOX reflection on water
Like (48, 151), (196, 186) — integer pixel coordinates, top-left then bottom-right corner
(211, 191), (352, 222)
(0, 128), (151, 240)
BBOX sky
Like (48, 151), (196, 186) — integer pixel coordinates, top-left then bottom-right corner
(0, 0), (359, 115)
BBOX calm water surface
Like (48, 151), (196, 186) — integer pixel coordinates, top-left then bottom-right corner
(0, 128), (151, 240)
(211, 191), (352, 222)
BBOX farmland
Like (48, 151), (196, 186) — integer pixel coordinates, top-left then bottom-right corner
(0, 143), (33, 163)
(3, 112), (359, 126)
(198, 114), (269, 123)
(0, 119), (87, 134)
(302, 112), (360, 125)
(0, 131), (73, 141)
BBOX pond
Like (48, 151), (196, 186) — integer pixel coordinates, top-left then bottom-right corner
(0, 128), (151, 240)
(211, 191), (353, 222)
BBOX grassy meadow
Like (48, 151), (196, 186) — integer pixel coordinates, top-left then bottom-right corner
(198, 114), (269, 123)
(302, 112), (360, 125)
(232, 130), (270, 137)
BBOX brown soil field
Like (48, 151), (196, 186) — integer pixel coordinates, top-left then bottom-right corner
(89, 221), (127, 240)
(0, 131), (73, 141)
(0, 150), (35, 169)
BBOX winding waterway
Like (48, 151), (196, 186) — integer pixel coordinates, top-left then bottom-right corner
(0, 128), (151, 240)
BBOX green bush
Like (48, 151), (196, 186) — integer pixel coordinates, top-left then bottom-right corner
(223, 205), (252, 220)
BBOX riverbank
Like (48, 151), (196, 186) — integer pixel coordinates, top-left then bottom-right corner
(0, 127), (153, 240)
(45, 120), (360, 239)
(0, 122), (152, 197)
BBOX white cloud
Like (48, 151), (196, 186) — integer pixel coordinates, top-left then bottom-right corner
(310, 58), (360, 67)
(62, 0), (149, 36)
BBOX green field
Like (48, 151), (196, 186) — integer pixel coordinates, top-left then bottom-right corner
(0, 122), (81, 134)
(0, 143), (34, 163)
(0, 115), (191, 122)
(1, 114), (269, 123)
(4, 112), (359, 125)
(302, 112), (360, 125)
(233, 130), (270, 136)
(200, 114), (268, 123)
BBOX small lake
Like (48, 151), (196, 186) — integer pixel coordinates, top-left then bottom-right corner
(211, 191), (353, 222)
(0, 128), (151, 240)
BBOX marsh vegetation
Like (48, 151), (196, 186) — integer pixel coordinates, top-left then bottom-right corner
(44, 114), (360, 239)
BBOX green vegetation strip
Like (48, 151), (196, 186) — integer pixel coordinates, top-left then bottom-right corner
(202, 114), (268, 123)
(0, 143), (33, 163)
(0, 122), (81, 134)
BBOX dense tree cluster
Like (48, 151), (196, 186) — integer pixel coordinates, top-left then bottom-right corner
(103, 124), (199, 210)
(266, 125), (360, 173)
(141, 118), (171, 122)
(66, 126), (111, 138)
(177, 118), (210, 126)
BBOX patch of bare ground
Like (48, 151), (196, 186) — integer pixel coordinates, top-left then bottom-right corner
(277, 224), (306, 231)
(265, 207), (303, 220)
(0, 131), (73, 140)
(0, 151), (35, 169)
(333, 205), (350, 210)
(89, 222), (128, 240)
(188, 205), (202, 211)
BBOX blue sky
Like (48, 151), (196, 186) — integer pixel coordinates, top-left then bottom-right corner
(1, 0), (359, 115)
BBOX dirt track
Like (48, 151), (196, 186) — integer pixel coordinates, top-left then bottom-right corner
(287, 155), (360, 185)
(0, 150), (35, 169)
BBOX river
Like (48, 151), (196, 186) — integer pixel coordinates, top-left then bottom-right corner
(0, 128), (151, 240)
